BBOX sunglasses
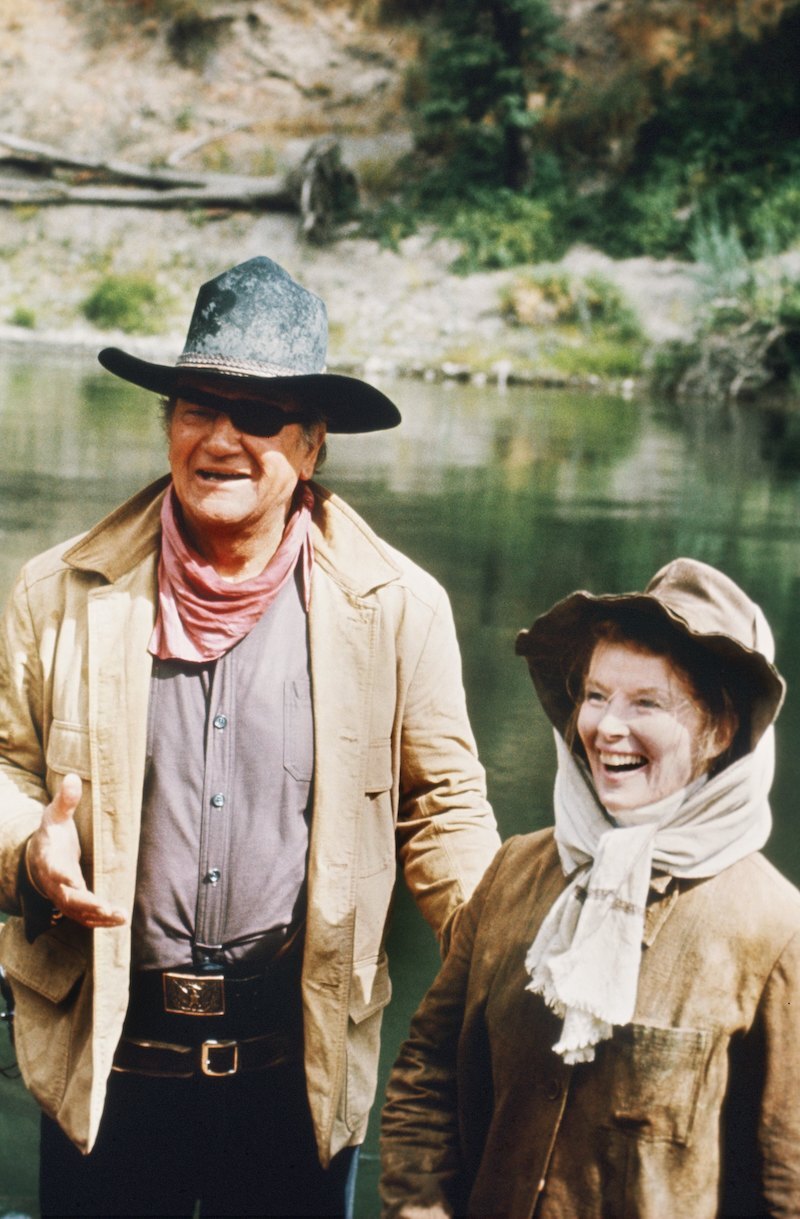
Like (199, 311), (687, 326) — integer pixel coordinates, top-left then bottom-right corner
(176, 387), (317, 437)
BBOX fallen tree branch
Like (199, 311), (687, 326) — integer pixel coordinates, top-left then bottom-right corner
(0, 131), (205, 189)
(0, 177), (293, 209)
(0, 134), (359, 239)
(165, 121), (257, 167)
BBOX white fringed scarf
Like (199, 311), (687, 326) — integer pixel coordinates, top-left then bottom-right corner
(525, 728), (775, 1064)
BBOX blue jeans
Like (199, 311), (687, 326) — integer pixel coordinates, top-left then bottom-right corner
(40, 1060), (359, 1217)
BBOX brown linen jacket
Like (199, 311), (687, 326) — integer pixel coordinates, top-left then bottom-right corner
(380, 828), (800, 1219)
(0, 476), (500, 1160)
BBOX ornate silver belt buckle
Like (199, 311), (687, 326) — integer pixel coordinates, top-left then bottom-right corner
(163, 972), (226, 1016)
(201, 1039), (239, 1077)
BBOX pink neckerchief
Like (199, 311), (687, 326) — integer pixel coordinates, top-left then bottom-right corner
(149, 483), (314, 664)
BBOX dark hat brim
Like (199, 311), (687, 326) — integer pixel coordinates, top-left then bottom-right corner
(97, 347), (401, 434)
(515, 589), (785, 750)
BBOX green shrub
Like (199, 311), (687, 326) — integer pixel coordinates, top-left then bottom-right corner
(649, 340), (702, 398)
(445, 190), (566, 272)
(413, 0), (566, 193)
(565, 7), (800, 261)
(690, 220), (753, 303)
(570, 273), (642, 341)
(689, 220), (800, 331)
(779, 281), (800, 329)
(747, 179), (800, 254)
(9, 306), (36, 329)
(353, 199), (415, 249)
(550, 337), (644, 379)
(81, 274), (165, 334)
(502, 269), (643, 341)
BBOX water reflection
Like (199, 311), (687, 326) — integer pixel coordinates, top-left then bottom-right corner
(3, 350), (800, 907)
(1, 349), (800, 1215)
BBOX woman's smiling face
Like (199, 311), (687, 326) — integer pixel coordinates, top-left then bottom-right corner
(576, 640), (718, 814)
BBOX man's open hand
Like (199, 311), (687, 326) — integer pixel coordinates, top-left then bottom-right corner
(25, 772), (127, 928)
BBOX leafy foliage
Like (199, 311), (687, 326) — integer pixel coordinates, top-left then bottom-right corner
(501, 270), (646, 378)
(412, 0), (566, 192)
(444, 190), (566, 272)
(575, 6), (800, 258)
(356, 3), (570, 269)
(651, 218), (800, 400)
(81, 274), (166, 334)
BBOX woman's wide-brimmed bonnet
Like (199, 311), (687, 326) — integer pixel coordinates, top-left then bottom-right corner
(515, 557), (785, 749)
(97, 256), (401, 434)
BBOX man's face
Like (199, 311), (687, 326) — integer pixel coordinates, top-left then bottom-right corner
(167, 385), (325, 554)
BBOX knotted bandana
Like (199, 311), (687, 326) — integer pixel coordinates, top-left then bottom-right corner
(149, 483), (314, 663)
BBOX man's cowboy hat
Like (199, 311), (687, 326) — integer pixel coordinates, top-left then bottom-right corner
(515, 557), (785, 750)
(98, 256), (401, 433)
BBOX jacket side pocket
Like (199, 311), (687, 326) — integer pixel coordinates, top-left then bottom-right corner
(344, 953), (393, 1135)
(0, 918), (87, 1113)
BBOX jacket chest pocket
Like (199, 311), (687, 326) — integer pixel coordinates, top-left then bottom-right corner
(600, 1022), (710, 1145)
(46, 720), (91, 781)
(284, 677), (314, 782)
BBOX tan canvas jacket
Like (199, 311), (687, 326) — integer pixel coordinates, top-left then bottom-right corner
(0, 476), (500, 1160)
(381, 829), (800, 1219)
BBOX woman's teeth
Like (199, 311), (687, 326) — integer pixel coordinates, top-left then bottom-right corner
(599, 751), (647, 772)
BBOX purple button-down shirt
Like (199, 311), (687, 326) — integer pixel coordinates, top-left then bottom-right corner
(131, 567), (313, 972)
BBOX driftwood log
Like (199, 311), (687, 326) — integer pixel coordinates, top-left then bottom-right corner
(0, 133), (357, 243)
(673, 319), (800, 402)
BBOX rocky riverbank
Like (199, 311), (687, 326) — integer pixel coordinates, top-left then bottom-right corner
(0, 203), (700, 390)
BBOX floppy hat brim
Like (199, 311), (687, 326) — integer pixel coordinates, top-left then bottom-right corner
(97, 347), (401, 434)
(515, 589), (785, 749)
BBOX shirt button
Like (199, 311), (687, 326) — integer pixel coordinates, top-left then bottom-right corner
(544, 1079), (561, 1101)
(210, 793), (225, 809)
(205, 868), (221, 885)
(213, 714), (228, 730)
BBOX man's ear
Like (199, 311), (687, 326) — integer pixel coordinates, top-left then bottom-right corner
(299, 423), (327, 481)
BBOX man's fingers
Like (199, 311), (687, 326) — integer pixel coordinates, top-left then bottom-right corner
(57, 884), (128, 928)
(49, 772), (83, 823)
(31, 774), (128, 927)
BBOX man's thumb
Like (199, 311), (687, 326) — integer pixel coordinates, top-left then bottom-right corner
(50, 772), (83, 822)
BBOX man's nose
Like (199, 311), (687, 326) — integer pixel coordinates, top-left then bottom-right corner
(206, 412), (242, 448)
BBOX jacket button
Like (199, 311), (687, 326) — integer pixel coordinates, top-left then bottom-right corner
(544, 1079), (561, 1101)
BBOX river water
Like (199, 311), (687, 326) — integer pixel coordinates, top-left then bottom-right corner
(1, 349), (800, 1216)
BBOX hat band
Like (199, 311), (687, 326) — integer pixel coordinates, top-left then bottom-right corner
(176, 353), (318, 378)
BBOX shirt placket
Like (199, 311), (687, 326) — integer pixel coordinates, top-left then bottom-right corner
(194, 651), (236, 966)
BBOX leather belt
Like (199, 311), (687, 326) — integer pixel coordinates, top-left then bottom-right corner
(161, 970), (256, 1016)
(112, 1030), (299, 1079)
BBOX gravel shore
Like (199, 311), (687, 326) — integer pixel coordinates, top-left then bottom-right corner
(0, 205), (700, 390)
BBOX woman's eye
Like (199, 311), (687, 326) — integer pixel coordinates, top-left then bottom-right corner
(636, 698), (660, 711)
(585, 690), (606, 705)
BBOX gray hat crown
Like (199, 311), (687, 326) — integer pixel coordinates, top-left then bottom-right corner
(179, 257), (328, 378)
